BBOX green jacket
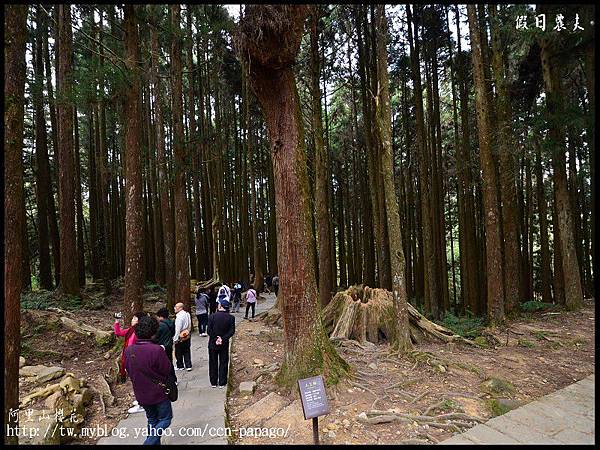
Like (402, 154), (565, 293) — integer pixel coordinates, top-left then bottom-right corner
(155, 318), (175, 348)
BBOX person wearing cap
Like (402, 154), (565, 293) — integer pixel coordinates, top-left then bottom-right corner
(207, 298), (236, 388)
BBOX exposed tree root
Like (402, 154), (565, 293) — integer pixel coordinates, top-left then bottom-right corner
(357, 408), (483, 431)
(195, 278), (221, 290)
(323, 285), (478, 346)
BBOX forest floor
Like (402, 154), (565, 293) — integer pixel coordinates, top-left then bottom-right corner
(18, 281), (168, 444)
(227, 298), (595, 445)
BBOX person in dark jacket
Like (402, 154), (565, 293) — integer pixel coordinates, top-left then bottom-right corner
(154, 307), (177, 382)
(125, 316), (173, 445)
(207, 299), (235, 388)
(208, 286), (218, 315)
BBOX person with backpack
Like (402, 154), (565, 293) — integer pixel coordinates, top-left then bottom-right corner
(207, 299), (235, 388)
(125, 316), (174, 445)
(245, 285), (257, 319)
(195, 287), (210, 336)
(173, 302), (192, 371)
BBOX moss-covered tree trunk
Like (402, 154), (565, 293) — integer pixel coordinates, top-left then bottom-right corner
(238, 5), (347, 385)
(373, 5), (412, 351)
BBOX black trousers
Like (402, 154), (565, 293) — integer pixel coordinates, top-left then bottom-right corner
(175, 338), (192, 369)
(197, 313), (208, 334)
(164, 345), (177, 380)
(245, 302), (255, 318)
(208, 345), (229, 386)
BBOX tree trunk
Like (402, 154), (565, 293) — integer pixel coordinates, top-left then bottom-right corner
(123, 5), (145, 319)
(57, 4), (79, 297)
(171, 5), (191, 310)
(311, 10), (334, 306)
(151, 9), (175, 310)
(4, 5), (28, 440)
(74, 108), (86, 286)
(489, 5), (521, 313)
(535, 141), (553, 303)
(239, 5), (348, 385)
(373, 5), (412, 351)
(540, 33), (583, 310)
(467, 5), (505, 323)
(33, 6), (54, 290)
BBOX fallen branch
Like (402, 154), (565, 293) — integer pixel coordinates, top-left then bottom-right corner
(349, 381), (379, 398)
(409, 391), (428, 404)
(424, 399), (448, 416)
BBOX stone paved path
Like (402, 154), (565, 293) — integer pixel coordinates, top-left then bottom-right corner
(440, 374), (595, 445)
(98, 293), (277, 445)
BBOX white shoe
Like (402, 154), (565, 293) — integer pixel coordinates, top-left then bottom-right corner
(186, 367), (192, 371)
(211, 385), (217, 388)
(131, 400), (139, 407)
(175, 367), (184, 371)
(218, 385), (225, 389)
(128, 405), (145, 414)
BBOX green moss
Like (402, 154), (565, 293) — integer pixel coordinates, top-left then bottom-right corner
(486, 399), (511, 417)
(474, 336), (488, 348)
(95, 333), (115, 347)
(275, 318), (349, 389)
(521, 301), (555, 312)
(517, 339), (535, 348)
(481, 377), (515, 396)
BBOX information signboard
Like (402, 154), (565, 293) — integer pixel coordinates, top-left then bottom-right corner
(298, 375), (330, 420)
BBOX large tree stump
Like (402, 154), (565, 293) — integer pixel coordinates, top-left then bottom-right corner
(323, 285), (476, 346)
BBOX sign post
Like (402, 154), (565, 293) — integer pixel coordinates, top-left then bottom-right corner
(298, 375), (330, 445)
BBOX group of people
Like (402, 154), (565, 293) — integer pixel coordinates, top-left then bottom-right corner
(113, 279), (274, 444)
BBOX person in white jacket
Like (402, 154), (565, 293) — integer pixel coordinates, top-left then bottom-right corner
(173, 302), (192, 371)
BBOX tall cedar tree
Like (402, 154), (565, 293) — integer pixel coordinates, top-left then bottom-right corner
(238, 5), (348, 384)
(467, 5), (505, 322)
(171, 5), (191, 310)
(310, 8), (334, 307)
(373, 5), (412, 350)
(4, 5), (28, 440)
(539, 11), (583, 310)
(123, 5), (145, 318)
(57, 5), (80, 297)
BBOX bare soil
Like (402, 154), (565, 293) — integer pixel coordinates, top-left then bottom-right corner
(227, 299), (595, 445)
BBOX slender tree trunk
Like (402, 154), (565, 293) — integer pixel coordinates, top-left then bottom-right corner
(151, 9), (175, 310)
(535, 140), (553, 303)
(33, 6), (54, 290)
(57, 4), (79, 297)
(171, 5), (191, 310)
(468, 5), (505, 323)
(74, 108), (86, 286)
(4, 6), (28, 439)
(310, 11), (334, 306)
(123, 5), (145, 318)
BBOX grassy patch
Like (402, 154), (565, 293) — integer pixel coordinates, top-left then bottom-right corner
(572, 337), (587, 347)
(439, 312), (486, 339)
(520, 301), (555, 312)
(517, 339), (535, 348)
(21, 290), (83, 311)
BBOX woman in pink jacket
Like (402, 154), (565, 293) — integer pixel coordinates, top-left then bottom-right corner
(114, 311), (147, 413)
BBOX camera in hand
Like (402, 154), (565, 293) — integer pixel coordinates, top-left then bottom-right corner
(114, 312), (123, 319)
